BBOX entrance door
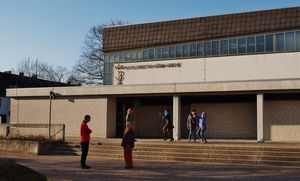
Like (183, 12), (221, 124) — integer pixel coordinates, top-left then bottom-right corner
(116, 101), (133, 138)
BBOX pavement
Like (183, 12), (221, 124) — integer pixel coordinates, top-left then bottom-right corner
(1, 153), (300, 181)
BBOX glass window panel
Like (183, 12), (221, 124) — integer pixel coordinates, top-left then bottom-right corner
(275, 33), (284, 51)
(109, 54), (114, 62)
(162, 47), (169, 59)
(104, 62), (110, 73)
(125, 52), (131, 61)
(212, 41), (220, 55)
(285, 32), (295, 51)
(104, 54), (109, 63)
(247, 36), (255, 53)
(131, 52), (137, 61)
(169, 46), (175, 58)
(256, 35), (265, 52)
(176, 45), (183, 57)
(229, 39), (237, 54)
(183, 44), (189, 57)
(155, 48), (162, 59)
(265, 34), (274, 52)
(120, 52), (125, 61)
(114, 53), (120, 62)
(220, 40), (228, 55)
(143, 50), (149, 60)
(137, 51), (143, 60)
(296, 31), (300, 51)
(190, 43), (197, 56)
(149, 49), (154, 59)
(197, 43), (204, 57)
(204, 42), (211, 56)
(238, 38), (246, 53)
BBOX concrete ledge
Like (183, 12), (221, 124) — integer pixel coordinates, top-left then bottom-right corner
(0, 140), (57, 155)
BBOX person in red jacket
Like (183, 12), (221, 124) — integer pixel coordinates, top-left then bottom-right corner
(80, 115), (92, 169)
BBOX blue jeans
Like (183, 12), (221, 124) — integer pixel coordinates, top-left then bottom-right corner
(188, 129), (197, 142)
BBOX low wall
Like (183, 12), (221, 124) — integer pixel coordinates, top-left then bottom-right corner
(0, 140), (57, 155)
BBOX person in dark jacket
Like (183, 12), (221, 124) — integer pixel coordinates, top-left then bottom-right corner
(80, 115), (92, 169)
(197, 112), (207, 143)
(187, 109), (198, 142)
(121, 121), (135, 169)
(162, 108), (174, 142)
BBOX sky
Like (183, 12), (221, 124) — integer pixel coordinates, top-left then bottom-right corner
(1, 0), (300, 72)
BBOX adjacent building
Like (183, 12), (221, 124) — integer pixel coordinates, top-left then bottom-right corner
(6, 6), (300, 141)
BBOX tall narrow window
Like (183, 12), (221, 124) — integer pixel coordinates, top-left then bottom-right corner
(183, 44), (189, 57)
(256, 35), (265, 52)
(149, 49), (154, 60)
(229, 39), (237, 54)
(265, 34), (274, 52)
(155, 48), (162, 59)
(120, 52), (125, 61)
(143, 50), (149, 60)
(204, 42), (211, 56)
(162, 47), (169, 59)
(190, 43), (197, 56)
(125, 52), (131, 61)
(247, 36), (255, 53)
(238, 38), (246, 53)
(176, 45), (183, 57)
(285, 32), (295, 51)
(220, 40), (228, 55)
(169, 46), (175, 58)
(137, 51), (143, 60)
(114, 53), (120, 62)
(197, 43), (204, 57)
(275, 33), (284, 51)
(296, 31), (300, 51)
(212, 41), (220, 55)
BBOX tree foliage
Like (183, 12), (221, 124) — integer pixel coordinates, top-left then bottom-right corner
(17, 57), (69, 83)
(71, 20), (125, 85)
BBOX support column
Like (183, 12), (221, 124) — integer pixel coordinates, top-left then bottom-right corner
(173, 95), (181, 140)
(257, 94), (264, 143)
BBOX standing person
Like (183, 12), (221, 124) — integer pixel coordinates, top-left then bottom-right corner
(162, 108), (174, 142)
(121, 122), (135, 169)
(197, 112), (207, 143)
(80, 115), (92, 169)
(187, 109), (198, 142)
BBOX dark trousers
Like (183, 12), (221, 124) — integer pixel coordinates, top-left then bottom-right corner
(81, 141), (89, 167)
(123, 147), (133, 168)
(197, 128), (207, 142)
(163, 127), (173, 140)
(188, 128), (197, 142)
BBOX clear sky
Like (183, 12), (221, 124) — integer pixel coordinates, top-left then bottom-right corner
(1, 0), (300, 72)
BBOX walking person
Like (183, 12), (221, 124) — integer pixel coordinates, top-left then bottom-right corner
(121, 122), (135, 169)
(197, 112), (207, 143)
(80, 115), (92, 169)
(187, 109), (198, 142)
(162, 108), (174, 142)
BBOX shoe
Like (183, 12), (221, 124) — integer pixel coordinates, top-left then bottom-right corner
(134, 139), (137, 142)
(170, 138), (174, 142)
(202, 141), (207, 144)
(81, 165), (91, 169)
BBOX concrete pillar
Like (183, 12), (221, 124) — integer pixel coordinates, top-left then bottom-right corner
(173, 95), (181, 140)
(106, 97), (116, 138)
(257, 94), (264, 143)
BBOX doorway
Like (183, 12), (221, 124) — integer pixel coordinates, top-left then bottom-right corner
(116, 101), (133, 138)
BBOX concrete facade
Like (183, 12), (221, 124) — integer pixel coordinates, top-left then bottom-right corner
(113, 53), (300, 85)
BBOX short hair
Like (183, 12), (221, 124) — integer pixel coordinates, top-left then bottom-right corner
(84, 115), (91, 120)
(191, 109), (197, 112)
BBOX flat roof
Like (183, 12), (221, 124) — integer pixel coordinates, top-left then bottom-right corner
(103, 6), (300, 52)
(6, 79), (300, 98)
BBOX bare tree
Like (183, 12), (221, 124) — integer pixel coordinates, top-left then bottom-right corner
(71, 20), (126, 85)
(17, 57), (69, 83)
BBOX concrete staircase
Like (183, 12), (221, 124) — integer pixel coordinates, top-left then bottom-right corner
(50, 140), (300, 167)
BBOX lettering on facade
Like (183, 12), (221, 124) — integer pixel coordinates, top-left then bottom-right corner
(115, 63), (181, 70)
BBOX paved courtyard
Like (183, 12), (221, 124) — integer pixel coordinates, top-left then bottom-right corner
(2, 153), (300, 181)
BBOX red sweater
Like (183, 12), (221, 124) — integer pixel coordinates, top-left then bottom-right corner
(80, 121), (92, 142)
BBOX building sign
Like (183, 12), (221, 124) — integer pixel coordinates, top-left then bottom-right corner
(114, 63), (181, 70)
